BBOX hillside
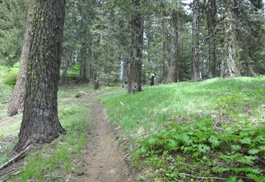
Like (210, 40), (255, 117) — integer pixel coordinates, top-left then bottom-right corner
(101, 76), (265, 181)
(1, 76), (265, 181)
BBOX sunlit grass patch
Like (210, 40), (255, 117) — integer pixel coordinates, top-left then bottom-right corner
(0, 65), (19, 86)
(58, 83), (92, 97)
(0, 117), (21, 138)
(101, 76), (265, 181)
(0, 79), (13, 119)
(101, 77), (265, 137)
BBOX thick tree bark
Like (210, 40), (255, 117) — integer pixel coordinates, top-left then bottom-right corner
(222, 0), (241, 77)
(191, 0), (200, 81)
(128, 0), (143, 93)
(206, 0), (217, 78)
(7, 0), (34, 117)
(15, 0), (66, 152)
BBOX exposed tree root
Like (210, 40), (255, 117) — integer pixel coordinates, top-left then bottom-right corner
(0, 145), (31, 171)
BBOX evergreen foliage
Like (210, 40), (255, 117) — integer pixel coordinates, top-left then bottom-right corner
(0, 0), (28, 66)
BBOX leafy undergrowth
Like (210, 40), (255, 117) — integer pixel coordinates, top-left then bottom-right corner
(101, 76), (265, 181)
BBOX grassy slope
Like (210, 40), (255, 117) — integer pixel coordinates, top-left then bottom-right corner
(101, 76), (265, 181)
(0, 83), (92, 181)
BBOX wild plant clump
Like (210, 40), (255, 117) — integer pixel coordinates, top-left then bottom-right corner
(134, 119), (265, 181)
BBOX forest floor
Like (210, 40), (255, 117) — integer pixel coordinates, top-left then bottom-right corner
(0, 84), (134, 181)
(71, 97), (133, 182)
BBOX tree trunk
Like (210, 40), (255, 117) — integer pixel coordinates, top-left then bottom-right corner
(7, 0), (34, 117)
(206, 0), (217, 78)
(191, 0), (200, 81)
(222, 0), (241, 77)
(15, 0), (66, 152)
(161, 2), (174, 84)
(79, 23), (92, 82)
(61, 51), (71, 82)
(89, 51), (94, 81)
(123, 58), (129, 84)
(79, 41), (89, 81)
(128, 0), (143, 93)
(171, 9), (180, 82)
(61, 64), (69, 82)
(162, 29), (172, 83)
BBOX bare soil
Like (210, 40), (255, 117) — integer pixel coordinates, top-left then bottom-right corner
(71, 98), (134, 182)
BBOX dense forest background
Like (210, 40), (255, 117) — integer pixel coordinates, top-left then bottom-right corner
(0, 0), (264, 87)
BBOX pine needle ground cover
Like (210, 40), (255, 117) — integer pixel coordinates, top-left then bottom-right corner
(101, 76), (265, 182)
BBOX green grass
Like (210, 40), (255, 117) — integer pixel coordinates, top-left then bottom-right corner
(101, 77), (265, 137)
(0, 119), (21, 138)
(9, 87), (91, 181)
(0, 65), (18, 118)
(58, 83), (92, 97)
(0, 65), (19, 86)
(0, 81), (92, 181)
(0, 77), (13, 113)
(0, 70), (19, 172)
(100, 76), (265, 181)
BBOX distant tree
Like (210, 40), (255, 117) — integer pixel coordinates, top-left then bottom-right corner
(191, 0), (200, 81)
(206, 0), (217, 78)
(60, 0), (265, 86)
(219, 0), (265, 77)
(61, 0), (80, 81)
(161, 1), (173, 83)
(15, 0), (66, 152)
(161, 1), (180, 83)
(128, 0), (144, 93)
(222, 0), (241, 77)
(7, 0), (34, 116)
(171, 8), (180, 82)
(0, 0), (28, 66)
(77, 0), (95, 82)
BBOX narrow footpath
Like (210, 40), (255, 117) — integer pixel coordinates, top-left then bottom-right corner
(73, 98), (133, 182)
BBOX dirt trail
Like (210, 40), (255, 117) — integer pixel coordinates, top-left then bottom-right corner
(73, 98), (133, 182)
